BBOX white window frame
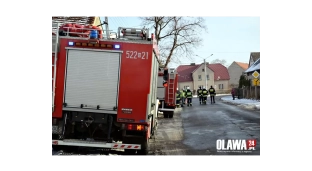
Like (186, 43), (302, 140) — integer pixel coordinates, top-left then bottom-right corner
(218, 84), (224, 89)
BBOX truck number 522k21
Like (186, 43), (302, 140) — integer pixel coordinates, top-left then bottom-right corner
(126, 51), (148, 60)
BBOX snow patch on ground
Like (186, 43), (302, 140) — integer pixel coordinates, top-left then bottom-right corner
(221, 96), (260, 110)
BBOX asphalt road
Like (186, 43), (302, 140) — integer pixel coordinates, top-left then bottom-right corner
(148, 95), (260, 155)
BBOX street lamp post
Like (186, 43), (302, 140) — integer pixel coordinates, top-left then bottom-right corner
(196, 54), (213, 88)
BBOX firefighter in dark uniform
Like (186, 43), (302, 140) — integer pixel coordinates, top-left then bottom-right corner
(197, 86), (203, 104)
(186, 87), (193, 106)
(209, 85), (216, 104)
(202, 86), (208, 104)
(176, 88), (181, 107)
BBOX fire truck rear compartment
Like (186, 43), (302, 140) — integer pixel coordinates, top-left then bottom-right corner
(63, 48), (121, 112)
(57, 48), (122, 141)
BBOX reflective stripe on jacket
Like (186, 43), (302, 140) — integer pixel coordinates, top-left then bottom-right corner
(198, 89), (203, 96)
(186, 91), (192, 98)
(202, 90), (208, 97)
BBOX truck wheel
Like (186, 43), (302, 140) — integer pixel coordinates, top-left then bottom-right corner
(168, 112), (174, 118)
(137, 148), (148, 155)
(124, 149), (136, 155)
(137, 141), (148, 155)
(163, 112), (168, 118)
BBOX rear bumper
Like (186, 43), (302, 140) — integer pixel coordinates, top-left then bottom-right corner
(52, 139), (141, 150)
(158, 108), (175, 112)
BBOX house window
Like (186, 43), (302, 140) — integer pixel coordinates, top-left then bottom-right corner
(218, 84), (224, 89)
(198, 75), (202, 80)
(202, 69), (204, 72)
(206, 74), (209, 80)
(184, 86), (189, 89)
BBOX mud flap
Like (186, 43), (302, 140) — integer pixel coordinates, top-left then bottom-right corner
(123, 135), (148, 155)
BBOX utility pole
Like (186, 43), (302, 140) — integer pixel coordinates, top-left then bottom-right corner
(196, 54), (213, 88)
(105, 17), (109, 39)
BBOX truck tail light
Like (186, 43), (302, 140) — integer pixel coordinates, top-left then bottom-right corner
(126, 124), (145, 131)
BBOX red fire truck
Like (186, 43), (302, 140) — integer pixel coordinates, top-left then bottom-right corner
(157, 68), (178, 118)
(52, 22), (162, 154)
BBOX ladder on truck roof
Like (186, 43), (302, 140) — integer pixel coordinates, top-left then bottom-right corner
(118, 27), (149, 40)
(167, 68), (176, 104)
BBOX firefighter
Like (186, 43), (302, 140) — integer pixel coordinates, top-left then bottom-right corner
(176, 88), (181, 107)
(202, 86), (208, 104)
(209, 85), (216, 104)
(186, 87), (193, 106)
(197, 86), (203, 104)
(180, 88), (185, 107)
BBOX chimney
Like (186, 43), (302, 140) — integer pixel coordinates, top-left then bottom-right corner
(190, 63), (195, 65)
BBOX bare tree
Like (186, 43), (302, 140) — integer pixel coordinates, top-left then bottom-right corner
(139, 17), (207, 67)
(210, 59), (227, 66)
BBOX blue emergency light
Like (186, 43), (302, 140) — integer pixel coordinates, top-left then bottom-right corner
(114, 44), (120, 49)
(68, 42), (74, 46)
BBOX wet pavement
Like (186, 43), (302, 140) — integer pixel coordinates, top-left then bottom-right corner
(148, 95), (260, 155)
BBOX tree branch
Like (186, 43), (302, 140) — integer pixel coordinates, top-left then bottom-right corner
(139, 16), (207, 67)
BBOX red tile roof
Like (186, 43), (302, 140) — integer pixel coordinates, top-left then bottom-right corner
(208, 63), (230, 81)
(176, 65), (198, 82)
(235, 61), (249, 70)
(177, 63), (230, 82)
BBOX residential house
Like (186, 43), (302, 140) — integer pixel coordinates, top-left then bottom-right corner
(245, 52), (260, 80)
(243, 52), (260, 99)
(177, 62), (230, 94)
(248, 52), (260, 68)
(228, 61), (249, 88)
(245, 58), (260, 82)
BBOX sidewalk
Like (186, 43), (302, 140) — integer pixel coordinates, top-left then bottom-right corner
(220, 95), (260, 110)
